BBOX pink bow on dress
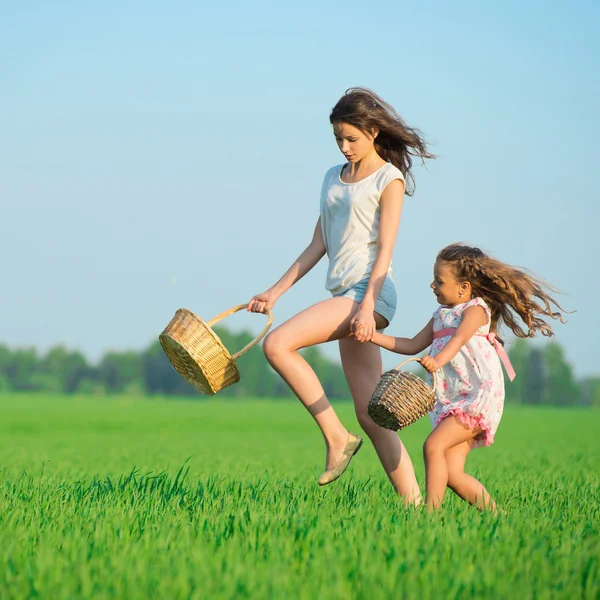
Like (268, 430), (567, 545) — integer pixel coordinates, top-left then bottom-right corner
(432, 328), (516, 382)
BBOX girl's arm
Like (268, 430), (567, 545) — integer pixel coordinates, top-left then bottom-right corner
(248, 218), (326, 314)
(421, 306), (487, 371)
(352, 179), (404, 342)
(370, 319), (434, 355)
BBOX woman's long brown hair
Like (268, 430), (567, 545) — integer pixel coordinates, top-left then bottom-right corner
(329, 87), (435, 196)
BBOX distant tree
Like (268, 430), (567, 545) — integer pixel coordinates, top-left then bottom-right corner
(6, 347), (39, 391)
(40, 346), (90, 394)
(0, 332), (593, 405)
(76, 378), (107, 396)
(28, 372), (63, 393)
(579, 377), (600, 408)
(0, 373), (10, 392)
(142, 341), (196, 396)
(505, 339), (531, 404)
(543, 342), (581, 406)
(97, 351), (143, 394)
(0, 345), (12, 375)
(524, 347), (549, 405)
(506, 339), (583, 406)
(0, 345), (13, 391)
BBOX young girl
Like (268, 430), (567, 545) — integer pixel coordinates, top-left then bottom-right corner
(369, 243), (567, 510)
(247, 88), (434, 502)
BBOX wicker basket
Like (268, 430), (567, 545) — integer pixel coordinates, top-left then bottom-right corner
(367, 358), (438, 431)
(159, 304), (273, 395)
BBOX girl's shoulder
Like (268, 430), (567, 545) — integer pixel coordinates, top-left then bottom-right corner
(454, 297), (492, 329)
(433, 297), (491, 322)
(463, 297), (491, 321)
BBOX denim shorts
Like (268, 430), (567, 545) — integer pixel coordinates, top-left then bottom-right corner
(333, 276), (397, 329)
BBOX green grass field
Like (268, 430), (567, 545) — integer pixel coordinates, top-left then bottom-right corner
(0, 394), (598, 599)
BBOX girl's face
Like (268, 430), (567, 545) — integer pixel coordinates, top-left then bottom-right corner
(333, 122), (377, 163)
(431, 260), (471, 307)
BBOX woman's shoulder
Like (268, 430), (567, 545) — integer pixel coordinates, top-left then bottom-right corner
(323, 164), (344, 180)
(375, 162), (405, 194)
(319, 164), (343, 195)
(379, 162), (405, 182)
(382, 162), (404, 177)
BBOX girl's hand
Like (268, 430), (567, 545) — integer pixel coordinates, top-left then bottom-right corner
(247, 290), (277, 314)
(420, 355), (439, 373)
(350, 306), (377, 343)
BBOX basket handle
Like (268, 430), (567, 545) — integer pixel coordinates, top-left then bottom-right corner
(206, 304), (273, 362)
(392, 357), (438, 393)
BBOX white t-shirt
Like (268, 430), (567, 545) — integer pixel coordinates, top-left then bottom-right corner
(319, 162), (405, 295)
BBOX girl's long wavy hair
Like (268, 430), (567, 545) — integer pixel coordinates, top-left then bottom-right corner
(329, 87), (435, 196)
(438, 244), (569, 341)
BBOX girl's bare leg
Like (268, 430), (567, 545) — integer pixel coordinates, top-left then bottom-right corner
(339, 335), (422, 506)
(423, 416), (481, 510)
(446, 441), (497, 511)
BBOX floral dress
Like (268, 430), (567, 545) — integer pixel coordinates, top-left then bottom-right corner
(428, 297), (504, 448)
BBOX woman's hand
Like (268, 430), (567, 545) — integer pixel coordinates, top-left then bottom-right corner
(350, 306), (377, 343)
(420, 355), (439, 373)
(247, 290), (277, 315)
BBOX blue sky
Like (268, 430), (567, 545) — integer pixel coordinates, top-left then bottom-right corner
(1, 0), (598, 377)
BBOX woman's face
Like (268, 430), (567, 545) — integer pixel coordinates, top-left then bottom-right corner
(333, 122), (376, 164)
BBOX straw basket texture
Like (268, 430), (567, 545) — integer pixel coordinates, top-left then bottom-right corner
(367, 358), (437, 431)
(159, 304), (273, 395)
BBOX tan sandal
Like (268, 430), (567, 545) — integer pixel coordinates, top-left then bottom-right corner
(318, 432), (363, 486)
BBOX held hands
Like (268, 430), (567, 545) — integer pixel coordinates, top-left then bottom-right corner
(350, 306), (377, 343)
(420, 355), (439, 373)
(247, 290), (277, 315)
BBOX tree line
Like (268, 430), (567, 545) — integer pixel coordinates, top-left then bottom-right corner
(0, 329), (597, 406)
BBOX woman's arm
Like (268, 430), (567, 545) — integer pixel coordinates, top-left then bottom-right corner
(352, 178), (404, 342)
(370, 318), (434, 355)
(248, 217), (326, 314)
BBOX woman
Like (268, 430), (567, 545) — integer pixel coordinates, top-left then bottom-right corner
(248, 88), (434, 504)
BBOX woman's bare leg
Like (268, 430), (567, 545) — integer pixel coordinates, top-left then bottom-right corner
(339, 335), (421, 505)
(262, 296), (365, 469)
